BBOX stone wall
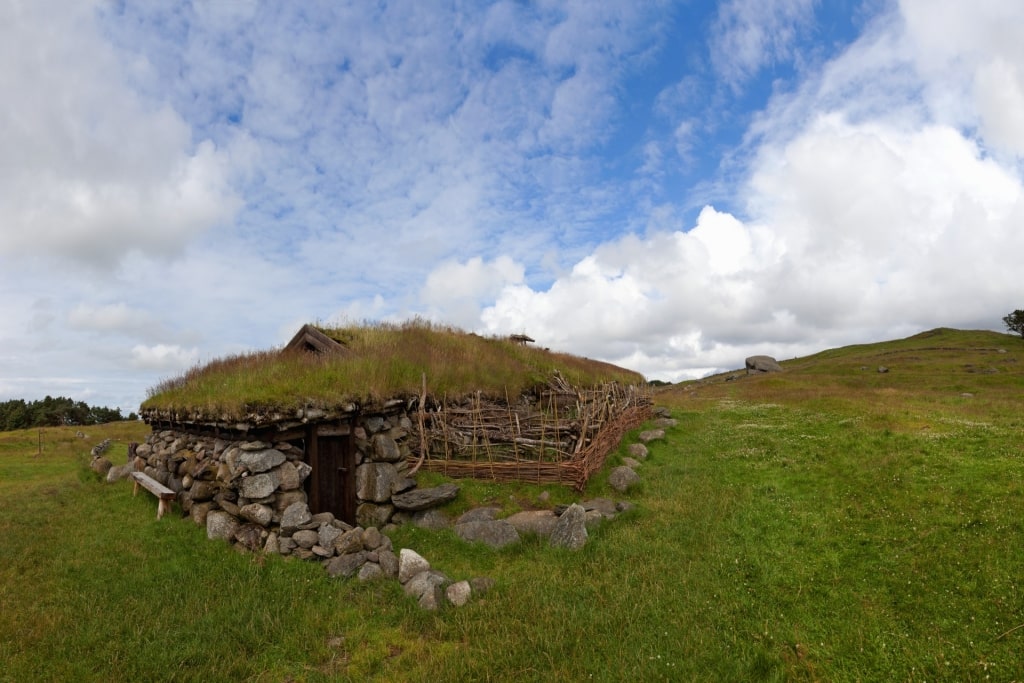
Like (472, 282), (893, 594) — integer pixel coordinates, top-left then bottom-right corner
(136, 409), (437, 560)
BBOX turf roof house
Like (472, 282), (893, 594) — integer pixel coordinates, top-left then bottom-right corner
(138, 323), (651, 553)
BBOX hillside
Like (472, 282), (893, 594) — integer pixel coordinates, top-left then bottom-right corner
(665, 327), (1022, 421)
(4, 327), (1024, 680)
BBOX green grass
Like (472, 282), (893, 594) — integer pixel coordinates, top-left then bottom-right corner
(4, 328), (1024, 681)
(142, 319), (645, 419)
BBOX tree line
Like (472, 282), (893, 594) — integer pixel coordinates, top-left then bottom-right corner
(0, 396), (137, 432)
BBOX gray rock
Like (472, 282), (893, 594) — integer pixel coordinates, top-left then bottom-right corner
(281, 502), (312, 532)
(356, 503), (394, 529)
(318, 523), (344, 550)
(234, 524), (265, 551)
(446, 580), (472, 607)
(503, 510), (558, 537)
(90, 457), (112, 476)
(745, 355), (783, 374)
(638, 429), (665, 443)
(652, 417), (678, 428)
(263, 531), (279, 554)
(206, 510), (240, 542)
(378, 549), (399, 578)
(878, 366), (889, 374)
(455, 520), (520, 549)
(361, 527), (383, 550)
(398, 548), (430, 584)
(189, 480), (217, 502)
(549, 503), (588, 550)
(391, 483), (460, 511)
(325, 551), (367, 579)
(292, 529), (319, 549)
(608, 466), (641, 493)
(276, 461), (301, 490)
(190, 501), (215, 526)
(457, 507), (501, 524)
(239, 440), (272, 451)
(239, 471), (279, 499)
(295, 461), (312, 484)
(627, 443), (649, 460)
(357, 562), (384, 582)
(106, 464), (131, 483)
(239, 503), (273, 527)
(274, 490), (307, 512)
(412, 509), (451, 530)
(238, 448), (286, 473)
(580, 498), (618, 517)
(311, 512), (335, 526)
(622, 456), (641, 469)
(370, 433), (402, 462)
(403, 569), (449, 603)
(356, 462), (400, 503)
(333, 528), (364, 555)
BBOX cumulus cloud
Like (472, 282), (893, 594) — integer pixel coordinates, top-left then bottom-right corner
(130, 344), (199, 371)
(482, 12), (1024, 382)
(421, 256), (525, 329)
(0, 0), (239, 268)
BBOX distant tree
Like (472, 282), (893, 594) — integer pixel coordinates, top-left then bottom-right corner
(1004, 309), (1024, 338)
(0, 396), (128, 432)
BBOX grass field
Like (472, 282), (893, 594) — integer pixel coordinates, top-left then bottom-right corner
(2, 328), (1023, 681)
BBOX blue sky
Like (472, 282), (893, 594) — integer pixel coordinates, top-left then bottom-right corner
(2, 0), (1023, 413)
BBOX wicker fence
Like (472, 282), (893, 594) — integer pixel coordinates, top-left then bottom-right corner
(408, 379), (652, 490)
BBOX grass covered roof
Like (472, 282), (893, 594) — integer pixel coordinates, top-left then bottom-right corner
(142, 320), (646, 420)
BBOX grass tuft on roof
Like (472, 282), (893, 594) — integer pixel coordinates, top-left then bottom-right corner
(142, 319), (645, 419)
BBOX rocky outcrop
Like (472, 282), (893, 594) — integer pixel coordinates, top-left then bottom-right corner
(745, 355), (783, 374)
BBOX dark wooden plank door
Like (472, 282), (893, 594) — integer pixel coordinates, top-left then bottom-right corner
(307, 432), (357, 526)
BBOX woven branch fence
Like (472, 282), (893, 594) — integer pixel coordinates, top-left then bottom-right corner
(408, 378), (652, 490)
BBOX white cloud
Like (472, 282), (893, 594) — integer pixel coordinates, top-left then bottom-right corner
(709, 0), (817, 91)
(0, 0), (239, 268)
(482, 110), (1024, 379)
(130, 344), (199, 371)
(67, 302), (156, 334)
(422, 256), (525, 329)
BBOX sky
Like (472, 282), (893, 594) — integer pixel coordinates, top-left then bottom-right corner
(2, 0), (1023, 414)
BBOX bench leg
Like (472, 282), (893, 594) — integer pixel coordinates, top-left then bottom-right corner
(157, 498), (169, 520)
(133, 480), (140, 497)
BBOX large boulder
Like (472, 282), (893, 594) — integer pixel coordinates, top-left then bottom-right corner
(745, 355), (783, 374)
(608, 466), (640, 493)
(206, 510), (240, 542)
(549, 503), (588, 550)
(238, 448), (286, 473)
(454, 520), (520, 549)
(280, 502), (312, 532)
(503, 510), (558, 537)
(356, 462), (400, 503)
(391, 482), (459, 511)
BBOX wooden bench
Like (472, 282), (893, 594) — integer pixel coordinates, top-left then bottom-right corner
(130, 472), (175, 519)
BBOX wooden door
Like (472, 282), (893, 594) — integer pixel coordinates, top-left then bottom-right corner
(306, 429), (357, 525)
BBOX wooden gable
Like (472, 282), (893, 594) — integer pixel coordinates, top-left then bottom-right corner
(284, 324), (348, 355)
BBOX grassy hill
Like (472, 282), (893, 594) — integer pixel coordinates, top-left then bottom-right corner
(2, 328), (1023, 681)
(142, 320), (646, 420)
